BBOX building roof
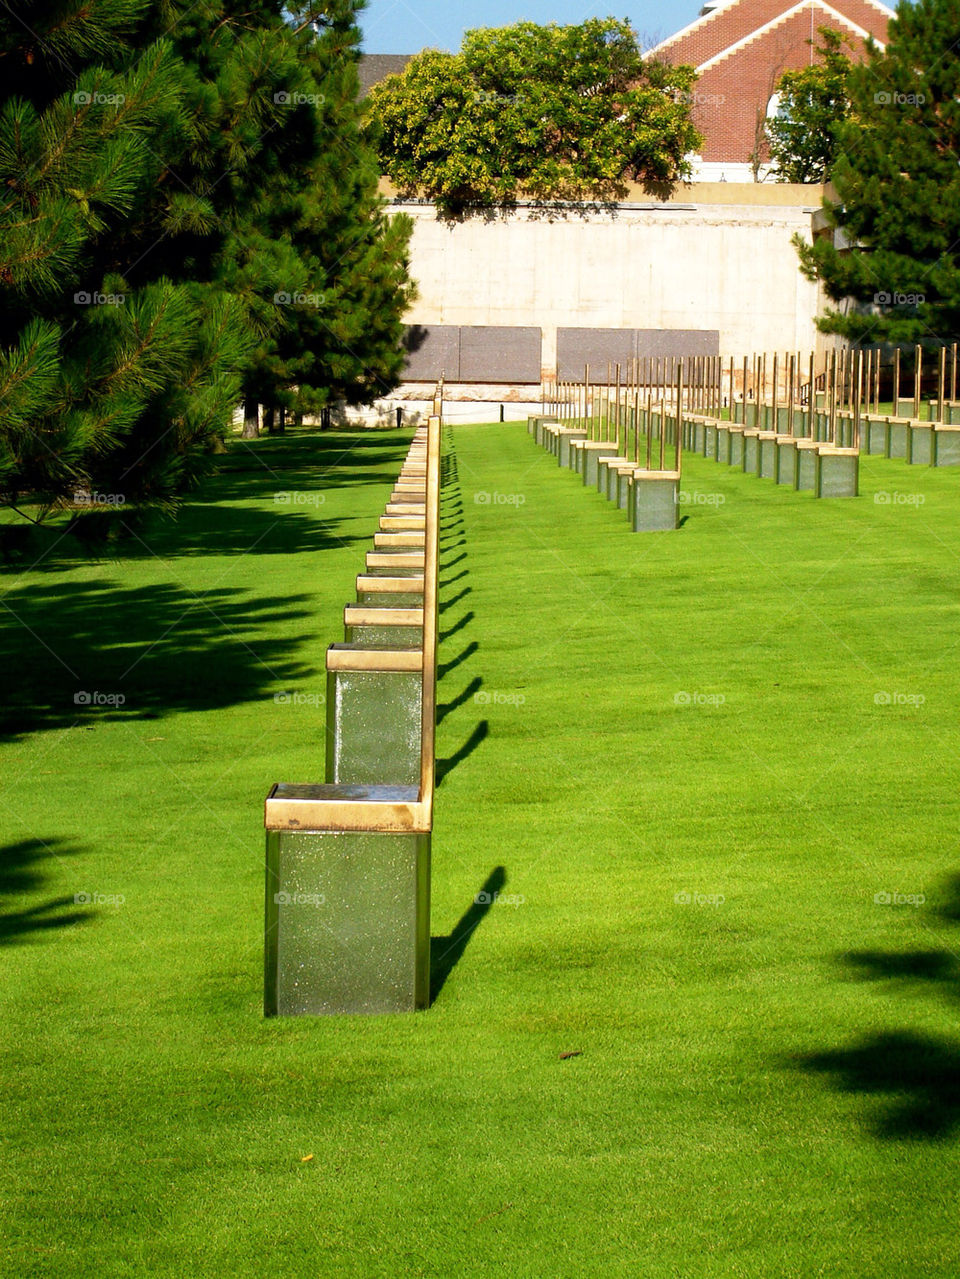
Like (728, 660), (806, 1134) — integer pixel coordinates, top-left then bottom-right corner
(651, 0), (894, 168)
(652, 0), (893, 64)
(358, 54), (415, 97)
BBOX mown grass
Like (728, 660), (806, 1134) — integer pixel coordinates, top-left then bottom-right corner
(2, 421), (959, 1277)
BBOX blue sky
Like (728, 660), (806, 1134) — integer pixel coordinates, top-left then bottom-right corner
(359, 1), (705, 54)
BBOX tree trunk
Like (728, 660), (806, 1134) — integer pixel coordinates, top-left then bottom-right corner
(242, 397), (260, 439)
(275, 405), (286, 434)
(263, 404), (276, 434)
(321, 406), (331, 430)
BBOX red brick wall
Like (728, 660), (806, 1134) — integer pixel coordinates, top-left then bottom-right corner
(659, 0), (889, 68)
(655, 0), (891, 165)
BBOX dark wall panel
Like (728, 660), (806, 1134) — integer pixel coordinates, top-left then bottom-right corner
(558, 327), (720, 381)
(402, 325), (460, 381)
(404, 325), (720, 384)
(458, 326), (541, 383)
(557, 328), (635, 383)
(635, 329), (719, 359)
(403, 325), (542, 383)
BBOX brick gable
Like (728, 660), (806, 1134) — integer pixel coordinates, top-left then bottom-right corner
(657, 0), (890, 66)
(653, 0), (892, 166)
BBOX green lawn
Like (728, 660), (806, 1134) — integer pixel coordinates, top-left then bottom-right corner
(2, 421), (960, 1276)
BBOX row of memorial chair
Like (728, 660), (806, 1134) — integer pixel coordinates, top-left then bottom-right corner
(264, 395), (443, 1017)
(733, 399), (960, 466)
(528, 410), (683, 532)
(681, 410), (859, 497)
(533, 395), (862, 505)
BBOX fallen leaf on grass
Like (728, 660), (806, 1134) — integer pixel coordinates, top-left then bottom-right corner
(475, 1202), (513, 1224)
(559, 1051), (582, 1060)
(300, 1154), (314, 1163)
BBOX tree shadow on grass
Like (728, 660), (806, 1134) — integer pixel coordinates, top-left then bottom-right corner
(4, 428), (414, 572)
(9, 505), (367, 574)
(0, 578), (316, 738)
(800, 1031), (960, 1141)
(0, 838), (93, 946)
(430, 866), (506, 1003)
(794, 872), (960, 1141)
(205, 429), (416, 504)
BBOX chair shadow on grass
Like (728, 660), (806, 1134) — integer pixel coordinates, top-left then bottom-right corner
(794, 872), (960, 1141)
(430, 865), (506, 1003)
(439, 586), (471, 614)
(0, 838), (93, 947)
(437, 640), (478, 681)
(433, 430), (485, 787)
(439, 610), (475, 643)
(436, 720), (489, 785)
(437, 676), (483, 725)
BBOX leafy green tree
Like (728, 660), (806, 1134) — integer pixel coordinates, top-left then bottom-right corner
(367, 19), (701, 215)
(767, 29), (855, 183)
(796, 0), (960, 343)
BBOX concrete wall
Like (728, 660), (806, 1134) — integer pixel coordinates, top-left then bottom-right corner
(382, 182), (825, 403)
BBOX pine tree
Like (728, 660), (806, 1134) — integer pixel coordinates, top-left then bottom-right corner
(796, 0), (960, 343)
(222, 2), (415, 434)
(0, 0), (415, 512)
(0, 2), (250, 518)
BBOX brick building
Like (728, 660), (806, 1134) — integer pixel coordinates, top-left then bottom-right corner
(651, 0), (894, 180)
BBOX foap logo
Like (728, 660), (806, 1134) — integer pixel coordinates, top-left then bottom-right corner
(73, 490), (126, 507)
(874, 490), (925, 507)
(874, 890), (925, 907)
(874, 691), (925, 707)
(678, 491), (725, 507)
(674, 691), (726, 708)
(873, 290), (925, 307)
(874, 90), (925, 106)
(74, 690), (126, 708)
(473, 491), (525, 507)
(73, 90), (125, 106)
(274, 891), (326, 907)
(74, 291), (125, 307)
(678, 90), (725, 107)
(475, 890), (525, 907)
(472, 90), (522, 106)
(273, 91), (326, 107)
(273, 691), (325, 708)
(274, 491), (325, 507)
(474, 690), (526, 708)
(674, 890), (725, 907)
(273, 291), (327, 308)
(74, 890), (126, 907)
